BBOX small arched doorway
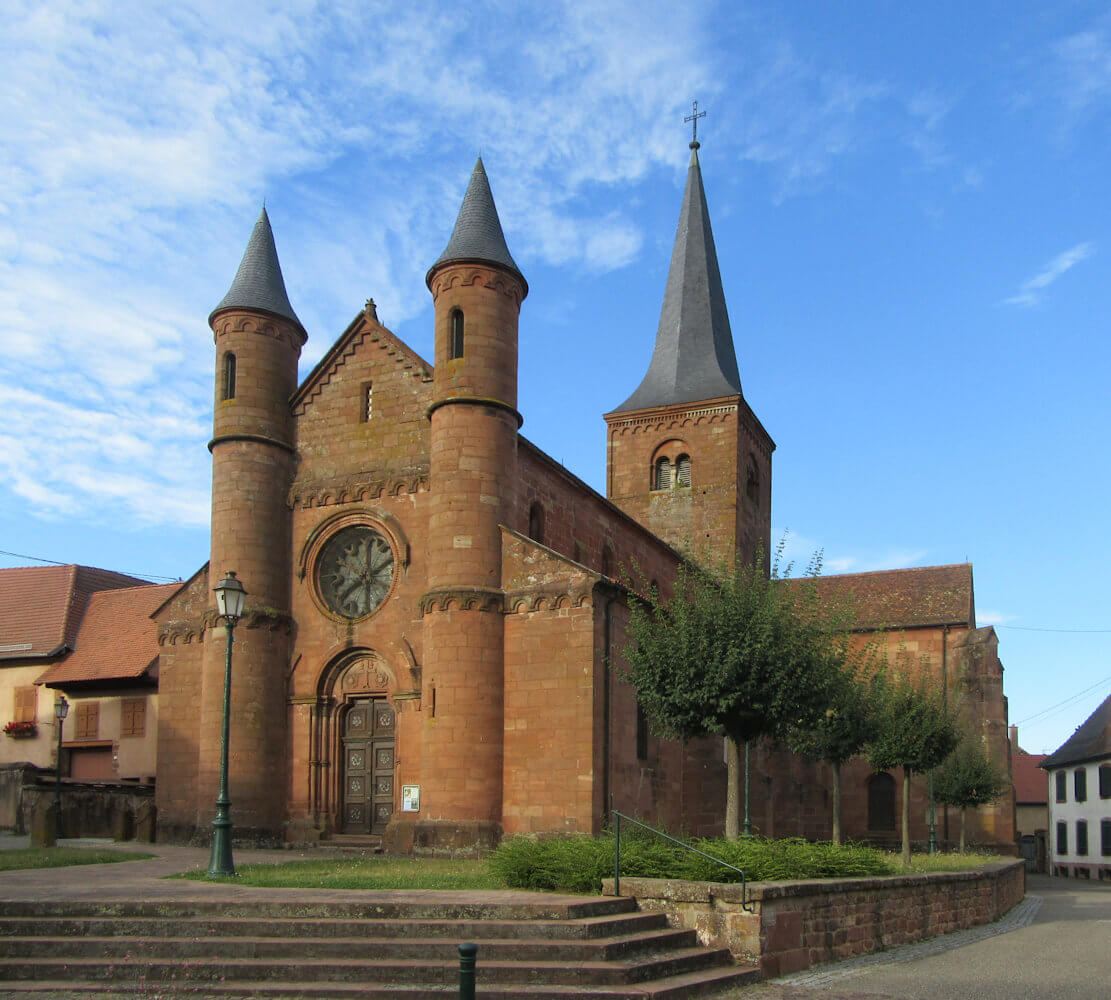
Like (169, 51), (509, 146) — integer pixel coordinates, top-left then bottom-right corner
(340, 697), (395, 834)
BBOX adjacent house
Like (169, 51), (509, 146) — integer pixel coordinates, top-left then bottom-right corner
(1041, 691), (1111, 880)
(1010, 725), (1048, 871)
(0, 565), (175, 785)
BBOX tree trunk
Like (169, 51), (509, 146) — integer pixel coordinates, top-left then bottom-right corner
(725, 736), (741, 841)
(831, 761), (842, 846)
(959, 807), (967, 854)
(901, 768), (912, 867)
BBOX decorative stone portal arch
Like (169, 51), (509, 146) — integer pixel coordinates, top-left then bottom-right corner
(310, 650), (397, 835)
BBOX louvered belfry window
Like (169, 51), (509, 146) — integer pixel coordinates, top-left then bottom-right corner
(655, 457), (672, 490)
(676, 455), (691, 487)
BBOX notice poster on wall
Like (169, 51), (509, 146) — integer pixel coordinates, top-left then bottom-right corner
(401, 785), (420, 812)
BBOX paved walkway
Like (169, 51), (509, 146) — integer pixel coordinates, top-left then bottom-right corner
(0, 836), (581, 909)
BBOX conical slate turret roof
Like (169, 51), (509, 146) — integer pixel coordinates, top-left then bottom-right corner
(427, 157), (525, 290)
(612, 145), (741, 412)
(210, 208), (304, 332)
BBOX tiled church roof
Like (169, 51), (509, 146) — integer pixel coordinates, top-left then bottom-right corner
(612, 145), (742, 413)
(784, 563), (975, 630)
(37, 582), (178, 686)
(210, 207), (305, 332)
(428, 157), (525, 289)
(1042, 691), (1111, 769)
(0, 565), (149, 661)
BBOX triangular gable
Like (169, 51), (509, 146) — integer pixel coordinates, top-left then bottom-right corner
(292, 305), (433, 417)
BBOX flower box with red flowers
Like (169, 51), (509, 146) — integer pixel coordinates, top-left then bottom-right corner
(3, 721), (37, 738)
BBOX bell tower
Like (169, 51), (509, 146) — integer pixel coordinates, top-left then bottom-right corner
(202, 208), (306, 838)
(605, 140), (773, 570)
(411, 159), (527, 851)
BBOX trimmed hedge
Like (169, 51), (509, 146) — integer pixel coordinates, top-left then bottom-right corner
(489, 833), (892, 893)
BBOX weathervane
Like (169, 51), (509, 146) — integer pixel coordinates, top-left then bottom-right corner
(684, 100), (706, 149)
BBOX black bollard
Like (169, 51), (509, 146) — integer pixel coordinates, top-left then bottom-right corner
(459, 941), (477, 1000)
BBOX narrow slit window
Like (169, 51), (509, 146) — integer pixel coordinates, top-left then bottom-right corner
(223, 352), (237, 400)
(528, 502), (544, 544)
(654, 457), (672, 490)
(636, 703), (648, 760)
(449, 309), (464, 359)
(601, 544), (614, 577)
(363, 382), (373, 422)
(676, 455), (691, 487)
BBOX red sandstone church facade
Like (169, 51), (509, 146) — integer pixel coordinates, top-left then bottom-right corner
(153, 146), (1014, 851)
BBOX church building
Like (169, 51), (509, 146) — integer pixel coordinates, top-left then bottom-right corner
(153, 139), (1013, 852)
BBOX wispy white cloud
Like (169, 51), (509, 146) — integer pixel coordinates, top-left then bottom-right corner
(977, 609), (1018, 627)
(1052, 23), (1111, 123)
(0, 1), (968, 534)
(1003, 242), (1095, 307)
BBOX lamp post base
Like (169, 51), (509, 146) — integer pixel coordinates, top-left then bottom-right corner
(207, 805), (236, 878)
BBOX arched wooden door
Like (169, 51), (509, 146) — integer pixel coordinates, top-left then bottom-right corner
(341, 698), (395, 834)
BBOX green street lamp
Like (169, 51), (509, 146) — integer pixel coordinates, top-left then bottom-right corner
(54, 696), (68, 841)
(208, 570), (246, 878)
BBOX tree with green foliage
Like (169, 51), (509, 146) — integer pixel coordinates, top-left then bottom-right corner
(788, 651), (886, 845)
(932, 733), (1008, 853)
(868, 676), (960, 865)
(623, 547), (838, 840)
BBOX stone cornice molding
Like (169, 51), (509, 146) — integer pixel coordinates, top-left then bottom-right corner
(209, 432), (295, 455)
(504, 581), (596, 614)
(428, 265), (525, 307)
(425, 395), (523, 428)
(290, 471), (429, 510)
(419, 586), (506, 616)
(158, 607), (293, 646)
(212, 311), (306, 351)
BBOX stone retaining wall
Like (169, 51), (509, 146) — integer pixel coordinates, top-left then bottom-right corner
(603, 860), (1025, 978)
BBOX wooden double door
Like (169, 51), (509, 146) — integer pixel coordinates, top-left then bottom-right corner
(341, 698), (395, 834)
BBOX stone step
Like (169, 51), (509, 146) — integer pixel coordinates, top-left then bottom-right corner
(0, 947), (733, 986)
(0, 927), (699, 962)
(0, 896), (636, 921)
(0, 908), (670, 941)
(0, 895), (759, 998)
(1, 965), (762, 998)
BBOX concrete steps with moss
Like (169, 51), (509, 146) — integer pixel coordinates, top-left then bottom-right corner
(0, 897), (760, 998)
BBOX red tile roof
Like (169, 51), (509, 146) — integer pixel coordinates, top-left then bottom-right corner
(0, 565), (150, 661)
(1012, 748), (1049, 804)
(36, 582), (179, 686)
(783, 563), (975, 631)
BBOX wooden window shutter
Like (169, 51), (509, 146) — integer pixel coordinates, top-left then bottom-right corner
(1076, 820), (1089, 856)
(121, 698), (146, 738)
(14, 687), (37, 724)
(76, 702), (99, 741)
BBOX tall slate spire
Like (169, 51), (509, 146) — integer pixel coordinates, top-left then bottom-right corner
(612, 145), (741, 412)
(210, 208), (304, 332)
(427, 157), (526, 291)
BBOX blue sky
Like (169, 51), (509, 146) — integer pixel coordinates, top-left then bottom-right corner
(1, 1), (1108, 754)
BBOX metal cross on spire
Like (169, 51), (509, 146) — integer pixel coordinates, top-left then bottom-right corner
(684, 100), (706, 149)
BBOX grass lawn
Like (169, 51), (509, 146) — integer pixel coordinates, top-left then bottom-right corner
(0, 847), (156, 872)
(174, 855), (506, 890)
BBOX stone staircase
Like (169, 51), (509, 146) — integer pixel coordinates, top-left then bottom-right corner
(0, 896), (760, 998)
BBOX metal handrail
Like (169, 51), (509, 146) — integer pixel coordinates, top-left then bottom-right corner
(611, 810), (751, 911)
